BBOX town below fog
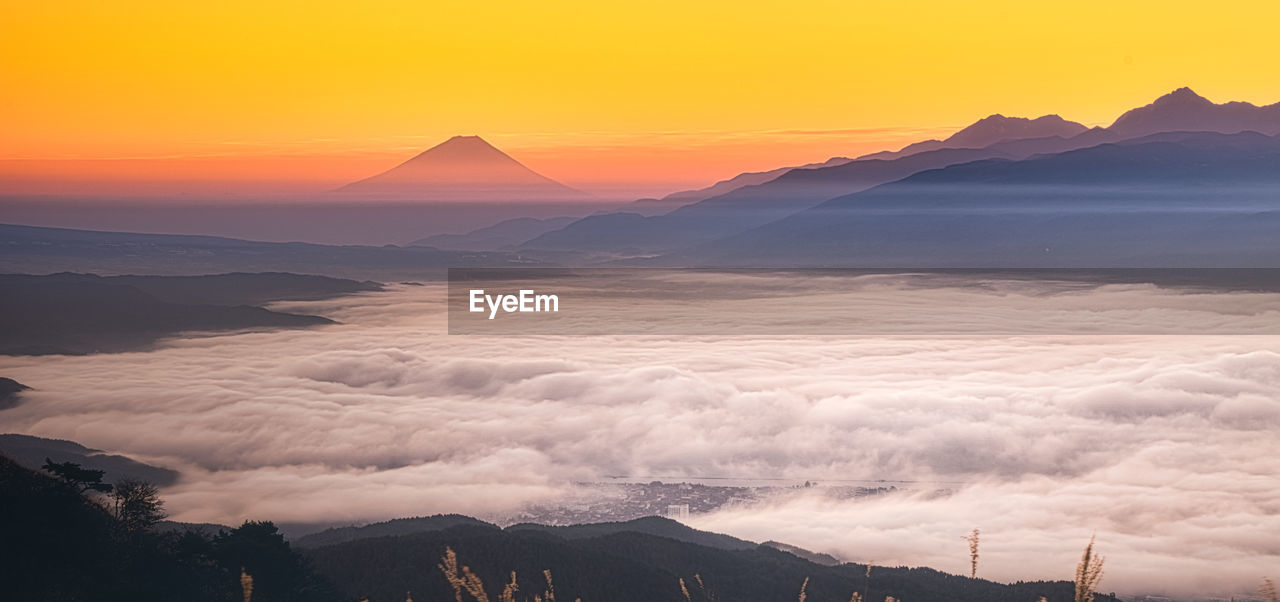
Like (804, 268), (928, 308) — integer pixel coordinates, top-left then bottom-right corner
(504, 480), (905, 526)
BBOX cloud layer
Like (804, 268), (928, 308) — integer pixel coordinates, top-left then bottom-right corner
(2, 281), (1277, 597)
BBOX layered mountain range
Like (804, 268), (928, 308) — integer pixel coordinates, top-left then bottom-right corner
(481, 87), (1280, 265)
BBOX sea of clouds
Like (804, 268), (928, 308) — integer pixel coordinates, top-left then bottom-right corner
(1, 279), (1277, 597)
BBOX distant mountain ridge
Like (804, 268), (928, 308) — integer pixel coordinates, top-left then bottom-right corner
(520, 146), (1018, 256)
(337, 135), (589, 201)
(665, 130), (1280, 267)
(517, 87), (1280, 261)
(655, 156), (855, 205)
(1109, 87), (1280, 138)
(864, 114), (1088, 160)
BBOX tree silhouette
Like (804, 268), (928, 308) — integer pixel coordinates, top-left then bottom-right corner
(42, 457), (113, 494)
(112, 478), (166, 532)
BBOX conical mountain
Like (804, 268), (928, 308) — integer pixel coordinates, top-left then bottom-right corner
(1108, 87), (1280, 137)
(338, 135), (589, 201)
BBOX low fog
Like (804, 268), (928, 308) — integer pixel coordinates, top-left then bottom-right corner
(2, 279), (1277, 597)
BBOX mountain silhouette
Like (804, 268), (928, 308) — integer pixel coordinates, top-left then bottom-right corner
(521, 115), (1095, 257)
(337, 135), (589, 201)
(1108, 87), (1280, 138)
(655, 156), (855, 206)
(521, 147), (1013, 256)
(865, 114), (1088, 159)
(665, 131), (1280, 267)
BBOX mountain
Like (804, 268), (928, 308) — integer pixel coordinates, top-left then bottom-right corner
(521, 146), (1015, 257)
(0, 377), (29, 410)
(1109, 87), (1280, 138)
(409, 216), (576, 250)
(866, 114), (1088, 160)
(520, 116), (1096, 257)
(0, 433), (179, 485)
(529, 89), (1280, 262)
(337, 135), (590, 201)
(657, 156), (856, 205)
(656, 115), (1084, 211)
(667, 131), (1280, 267)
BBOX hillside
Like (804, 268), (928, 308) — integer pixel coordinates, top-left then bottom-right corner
(304, 522), (1117, 602)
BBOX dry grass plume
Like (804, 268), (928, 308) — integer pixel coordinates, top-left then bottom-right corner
(1261, 577), (1278, 602)
(965, 528), (980, 579)
(240, 568), (253, 602)
(1074, 536), (1105, 602)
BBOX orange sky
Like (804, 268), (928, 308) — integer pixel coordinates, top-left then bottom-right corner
(3, 0), (1279, 199)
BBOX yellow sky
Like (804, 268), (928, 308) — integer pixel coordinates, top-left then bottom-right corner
(2, 0), (1279, 196)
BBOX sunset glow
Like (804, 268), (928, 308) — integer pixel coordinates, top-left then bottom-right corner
(3, 0), (1279, 196)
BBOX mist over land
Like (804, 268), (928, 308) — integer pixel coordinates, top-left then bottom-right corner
(3, 281), (1278, 597)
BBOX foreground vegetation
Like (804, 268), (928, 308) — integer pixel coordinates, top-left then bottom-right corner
(0, 454), (340, 601)
(9, 452), (1270, 602)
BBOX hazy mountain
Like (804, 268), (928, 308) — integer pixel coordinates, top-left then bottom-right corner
(0, 272), (346, 355)
(337, 135), (590, 201)
(409, 216), (576, 250)
(866, 114), (1088, 159)
(657, 156), (856, 206)
(0, 223), (544, 280)
(657, 115), (1083, 211)
(668, 131), (1280, 267)
(521, 147), (1014, 256)
(521, 116), (1100, 257)
(0, 433), (179, 485)
(1108, 87), (1280, 138)
(0, 377), (30, 410)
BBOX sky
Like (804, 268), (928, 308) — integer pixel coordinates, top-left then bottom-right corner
(2, 280), (1278, 597)
(3, 0), (1280, 197)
